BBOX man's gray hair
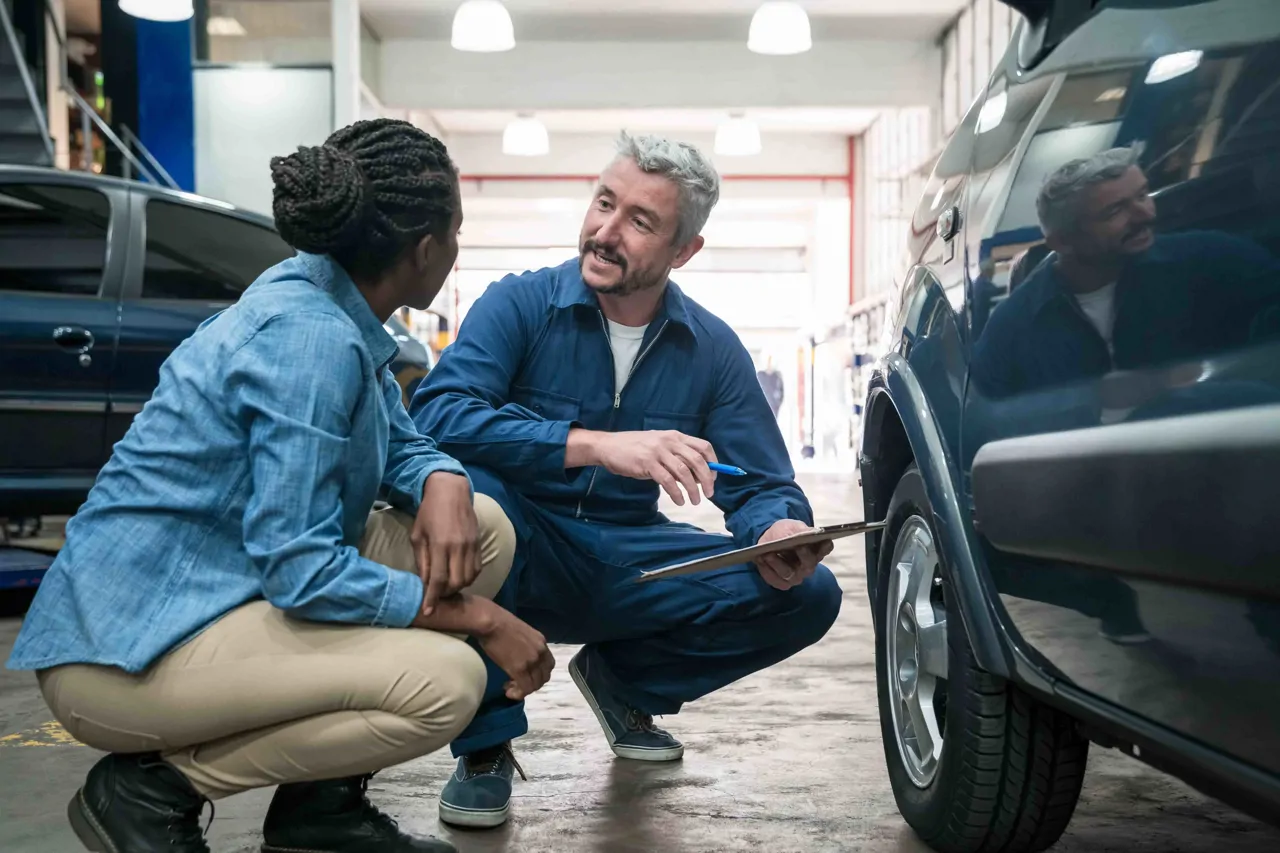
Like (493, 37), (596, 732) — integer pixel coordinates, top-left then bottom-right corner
(614, 131), (721, 246)
(1036, 144), (1144, 236)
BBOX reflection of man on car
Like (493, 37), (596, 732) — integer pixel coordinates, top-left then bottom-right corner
(971, 145), (1280, 403)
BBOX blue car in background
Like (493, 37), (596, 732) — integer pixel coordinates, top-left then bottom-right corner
(0, 167), (435, 535)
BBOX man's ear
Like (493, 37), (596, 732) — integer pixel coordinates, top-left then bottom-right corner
(671, 235), (705, 270)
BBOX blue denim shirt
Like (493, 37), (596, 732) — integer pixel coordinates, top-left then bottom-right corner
(7, 253), (466, 674)
(410, 260), (811, 548)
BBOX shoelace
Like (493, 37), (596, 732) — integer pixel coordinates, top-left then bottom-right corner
(625, 708), (661, 734)
(356, 775), (403, 834)
(167, 798), (215, 849)
(465, 742), (528, 782)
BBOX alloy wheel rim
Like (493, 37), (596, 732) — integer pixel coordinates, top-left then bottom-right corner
(886, 515), (949, 788)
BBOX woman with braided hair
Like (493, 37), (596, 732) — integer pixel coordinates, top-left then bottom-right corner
(7, 119), (554, 853)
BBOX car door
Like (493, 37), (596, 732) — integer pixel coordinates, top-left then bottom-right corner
(962, 0), (1280, 774)
(0, 178), (126, 509)
(107, 191), (293, 450)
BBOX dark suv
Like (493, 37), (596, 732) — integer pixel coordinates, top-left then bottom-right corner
(860, 1), (1280, 850)
(0, 167), (434, 519)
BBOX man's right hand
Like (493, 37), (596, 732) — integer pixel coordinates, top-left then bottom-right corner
(570, 429), (718, 506)
(476, 608), (556, 701)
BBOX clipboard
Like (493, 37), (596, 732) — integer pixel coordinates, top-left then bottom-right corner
(633, 520), (886, 584)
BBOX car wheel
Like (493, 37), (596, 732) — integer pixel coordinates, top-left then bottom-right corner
(875, 465), (1089, 853)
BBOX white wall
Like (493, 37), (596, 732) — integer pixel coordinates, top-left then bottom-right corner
(380, 39), (940, 111)
(445, 130), (852, 179)
(194, 67), (334, 214)
(207, 36), (333, 64)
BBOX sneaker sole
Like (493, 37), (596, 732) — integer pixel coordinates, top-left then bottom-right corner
(438, 799), (510, 828)
(568, 657), (685, 762)
(67, 791), (117, 853)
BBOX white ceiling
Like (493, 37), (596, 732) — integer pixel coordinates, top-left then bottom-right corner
(361, 0), (970, 41)
(363, 0), (967, 14)
(432, 107), (880, 135)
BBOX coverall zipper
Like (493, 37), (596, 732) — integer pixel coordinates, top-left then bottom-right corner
(574, 313), (670, 519)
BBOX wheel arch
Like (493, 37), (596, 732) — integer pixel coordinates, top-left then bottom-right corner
(859, 353), (1010, 677)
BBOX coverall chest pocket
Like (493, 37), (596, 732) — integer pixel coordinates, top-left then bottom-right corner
(511, 385), (582, 422)
(620, 410), (707, 498)
(643, 410), (704, 437)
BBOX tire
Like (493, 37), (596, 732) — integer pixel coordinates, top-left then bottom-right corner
(874, 465), (1089, 853)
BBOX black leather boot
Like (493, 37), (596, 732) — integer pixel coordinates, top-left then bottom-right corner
(67, 752), (212, 852)
(261, 775), (456, 853)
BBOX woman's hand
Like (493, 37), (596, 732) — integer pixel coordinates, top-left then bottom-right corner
(413, 472), (480, 615)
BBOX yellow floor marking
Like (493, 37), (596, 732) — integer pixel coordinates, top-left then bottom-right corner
(0, 719), (84, 747)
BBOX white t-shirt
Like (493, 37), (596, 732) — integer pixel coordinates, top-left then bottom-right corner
(1074, 282), (1118, 356)
(607, 319), (649, 394)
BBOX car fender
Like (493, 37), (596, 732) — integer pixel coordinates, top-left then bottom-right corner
(862, 353), (1011, 678)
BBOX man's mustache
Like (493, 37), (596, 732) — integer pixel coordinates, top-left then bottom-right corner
(582, 240), (627, 272)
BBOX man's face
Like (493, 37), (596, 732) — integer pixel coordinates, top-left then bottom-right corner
(578, 157), (699, 297)
(1058, 165), (1157, 264)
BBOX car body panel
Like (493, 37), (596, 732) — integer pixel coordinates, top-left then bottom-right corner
(864, 0), (1280, 821)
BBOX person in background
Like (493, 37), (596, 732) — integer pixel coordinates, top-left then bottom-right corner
(411, 131), (842, 830)
(756, 354), (786, 418)
(5, 119), (553, 853)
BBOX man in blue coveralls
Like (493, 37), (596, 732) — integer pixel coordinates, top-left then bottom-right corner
(410, 132), (843, 829)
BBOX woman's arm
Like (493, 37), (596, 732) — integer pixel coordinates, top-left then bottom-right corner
(231, 310), (424, 629)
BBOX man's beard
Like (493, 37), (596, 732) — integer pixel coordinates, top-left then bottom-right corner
(579, 240), (666, 297)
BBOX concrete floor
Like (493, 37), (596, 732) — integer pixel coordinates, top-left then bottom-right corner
(2, 473), (1278, 852)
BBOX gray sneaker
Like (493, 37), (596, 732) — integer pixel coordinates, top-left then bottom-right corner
(568, 647), (684, 761)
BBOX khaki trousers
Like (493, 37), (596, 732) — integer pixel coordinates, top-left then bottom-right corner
(37, 496), (515, 800)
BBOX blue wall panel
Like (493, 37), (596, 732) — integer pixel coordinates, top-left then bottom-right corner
(135, 20), (195, 191)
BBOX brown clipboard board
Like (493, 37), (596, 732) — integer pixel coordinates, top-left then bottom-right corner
(633, 520), (886, 584)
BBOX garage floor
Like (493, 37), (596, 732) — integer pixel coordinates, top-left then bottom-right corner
(3, 474), (1278, 852)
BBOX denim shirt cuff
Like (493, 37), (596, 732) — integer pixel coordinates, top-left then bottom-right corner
(405, 457), (473, 513)
(375, 566), (425, 628)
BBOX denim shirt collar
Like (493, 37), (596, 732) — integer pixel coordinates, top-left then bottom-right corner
(550, 258), (696, 337)
(296, 252), (398, 369)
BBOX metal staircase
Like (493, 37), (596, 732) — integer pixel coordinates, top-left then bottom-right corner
(0, 0), (54, 166)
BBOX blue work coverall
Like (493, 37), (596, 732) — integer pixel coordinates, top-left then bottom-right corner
(410, 260), (843, 755)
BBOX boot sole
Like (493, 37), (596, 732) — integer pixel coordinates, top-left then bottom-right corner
(438, 799), (510, 828)
(569, 657), (685, 762)
(67, 790), (118, 853)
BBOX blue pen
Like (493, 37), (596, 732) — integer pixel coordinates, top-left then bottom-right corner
(708, 462), (748, 477)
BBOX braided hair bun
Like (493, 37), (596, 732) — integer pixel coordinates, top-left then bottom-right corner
(270, 144), (368, 255)
(269, 119), (457, 279)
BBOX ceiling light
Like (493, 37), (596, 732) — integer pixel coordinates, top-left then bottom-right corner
(1095, 87), (1127, 103)
(1145, 50), (1202, 84)
(119, 0), (192, 22)
(206, 15), (246, 36)
(452, 0), (515, 53)
(503, 115), (548, 156)
(748, 2), (812, 56)
(715, 115), (761, 157)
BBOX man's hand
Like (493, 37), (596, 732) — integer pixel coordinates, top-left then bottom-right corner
(413, 472), (480, 616)
(476, 608), (556, 701)
(754, 519), (833, 591)
(568, 428), (718, 506)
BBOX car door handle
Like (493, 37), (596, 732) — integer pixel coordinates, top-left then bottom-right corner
(52, 326), (95, 353)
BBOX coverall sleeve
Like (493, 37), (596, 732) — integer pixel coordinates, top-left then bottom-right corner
(380, 369), (470, 513)
(409, 280), (577, 486)
(232, 312), (424, 629)
(704, 336), (814, 549)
